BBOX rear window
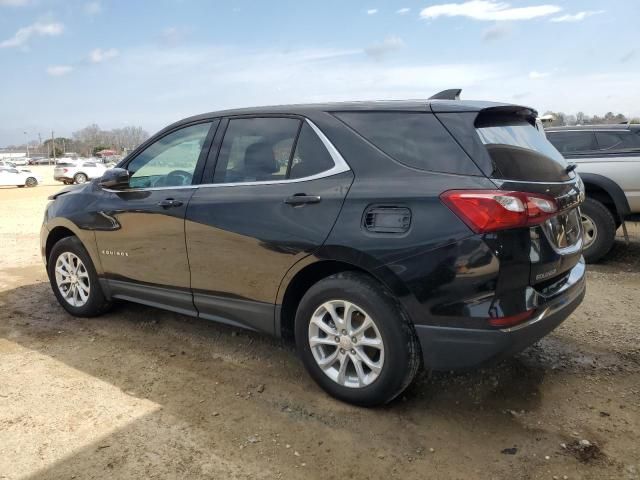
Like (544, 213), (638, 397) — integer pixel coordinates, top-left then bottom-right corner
(476, 117), (571, 181)
(546, 131), (597, 154)
(334, 112), (479, 175)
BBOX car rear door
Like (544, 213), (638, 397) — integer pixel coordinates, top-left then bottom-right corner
(185, 116), (354, 333)
(93, 120), (217, 314)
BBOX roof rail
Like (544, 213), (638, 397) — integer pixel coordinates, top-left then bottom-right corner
(429, 89), (462, 101)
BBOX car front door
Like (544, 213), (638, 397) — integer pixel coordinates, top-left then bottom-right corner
(94, 120), (217, 314)
(185, 116), (354, 333)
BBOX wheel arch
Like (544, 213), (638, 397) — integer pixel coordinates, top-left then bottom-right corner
(276, 252), (410, 340)
(44, 219), (104, 275)
(579, 172), (630, 220)
(45, 226), (76, 262)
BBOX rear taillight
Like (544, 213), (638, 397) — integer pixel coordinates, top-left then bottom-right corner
(488, 309), (535, 328)
(440, 190), (558, 233)
(63, 168), (68, 173)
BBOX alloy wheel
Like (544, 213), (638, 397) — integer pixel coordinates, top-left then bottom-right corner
(54, 252), (91, 307)
(308, 299), (385, 388)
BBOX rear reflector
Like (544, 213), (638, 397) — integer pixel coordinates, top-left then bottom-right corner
(488, 310), (535, 328)
(440, 190), (558, 233)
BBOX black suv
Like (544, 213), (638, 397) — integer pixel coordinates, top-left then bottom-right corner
(42, 97), (586, 406)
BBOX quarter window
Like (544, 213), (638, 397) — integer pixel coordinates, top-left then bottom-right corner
(127, 122), (212, 189)
(334, 112), (477, 175)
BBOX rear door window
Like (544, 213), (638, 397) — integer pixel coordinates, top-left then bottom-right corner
(333, 112), (479, 175)
(546, 131), (597, 155)
(213, 118), (337, 183)
(595, 131), (640, 152)
(476, 117), (571, 181)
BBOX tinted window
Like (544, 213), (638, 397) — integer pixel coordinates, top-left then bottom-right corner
(128, 122), (212, 188)
(82, 162), (97, 167)
(214, 118), (301, 183)
(334, 112), (478, 175)
(289, 123), (335, 179)
(595, 131), (640, 151)
(477, 118), (570, 181)
(546, 131), (597, 154)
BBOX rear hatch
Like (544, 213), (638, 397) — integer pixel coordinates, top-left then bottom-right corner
(53, 162), (76, 177)
(436, 105), (584, 289)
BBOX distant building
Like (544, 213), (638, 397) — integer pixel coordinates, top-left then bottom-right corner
(0, 150), (27, 160)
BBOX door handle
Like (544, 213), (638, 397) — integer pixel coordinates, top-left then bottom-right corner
(284, 194), (321, 206)
(157, 198), (183, 208)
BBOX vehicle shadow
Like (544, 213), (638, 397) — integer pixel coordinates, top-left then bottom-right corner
(0, 280), (584, 479)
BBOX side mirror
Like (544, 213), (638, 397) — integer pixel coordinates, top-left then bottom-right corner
(99, 168), (130, 189)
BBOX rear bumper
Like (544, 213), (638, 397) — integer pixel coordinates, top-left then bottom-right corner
(416, 258), (586, 370)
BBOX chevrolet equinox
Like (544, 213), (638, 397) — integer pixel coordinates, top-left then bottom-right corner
(42, 93), (586, 406)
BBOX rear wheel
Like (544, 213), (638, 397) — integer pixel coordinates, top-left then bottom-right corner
(25, 177), (38, 187)
(47, 236), (111, 317)
(581, 197), (616, 263)
(295, 272), (420, 406)
(74, 173), (88, 184)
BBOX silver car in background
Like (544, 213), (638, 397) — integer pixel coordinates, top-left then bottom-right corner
(546, 124), (640, 262)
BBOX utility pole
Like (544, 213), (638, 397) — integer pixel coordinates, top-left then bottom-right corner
(51, 131), (56, 165)
(24, 131), (29, 158)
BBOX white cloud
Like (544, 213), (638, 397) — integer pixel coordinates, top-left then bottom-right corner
(550, 10), (604, 23)
(46, 65), (73, 76)
(397, 8), (410, 15)
(89, 47), (119, 63)
(365, 35), (405, 60)
(529, 70), (551, 79)
(0, 22), (64, 48)
(0, 0), (30, 5)
(366, 8), (378, 15)
(84, 1), (102, 15)
(420, 1), (561, 22)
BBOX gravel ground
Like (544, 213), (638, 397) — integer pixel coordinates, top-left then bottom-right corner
(0, 184), (638, 480)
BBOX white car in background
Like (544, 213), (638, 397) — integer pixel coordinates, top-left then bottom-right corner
(0, 166), (42, 187)
(53, 160), (108, 184)
(11, 158), (29, 166)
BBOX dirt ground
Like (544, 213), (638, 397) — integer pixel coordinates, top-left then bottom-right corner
(0, 182), (638, 480)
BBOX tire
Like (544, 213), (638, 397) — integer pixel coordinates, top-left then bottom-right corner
(74, 173), (88, 184)
(25, 177), (38, 187)
(47, 236), (112, 317)
(295, 271), (421, 406)
(581, 197), (616, 263)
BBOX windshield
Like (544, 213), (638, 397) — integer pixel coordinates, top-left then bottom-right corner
(476, 118), (571, 182)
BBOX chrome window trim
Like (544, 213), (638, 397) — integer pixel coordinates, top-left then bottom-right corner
(495, 178), (578, 185)
(101, 119), (350, 193)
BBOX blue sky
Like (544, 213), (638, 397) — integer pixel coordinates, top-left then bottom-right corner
(1, 0), (638, 146)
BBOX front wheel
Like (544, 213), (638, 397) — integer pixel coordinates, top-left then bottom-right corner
(47, 236), (111, 317)
(25, 177), (38, 187)
(295, 272), (421, 406)
(581, 197), (616, 263)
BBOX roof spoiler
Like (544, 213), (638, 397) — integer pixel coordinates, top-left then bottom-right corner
(429, 89), (462, 101)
